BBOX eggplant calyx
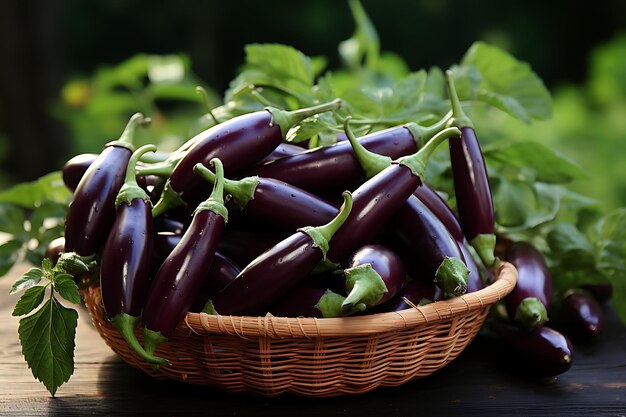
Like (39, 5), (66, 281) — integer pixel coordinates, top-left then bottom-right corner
(201, 300), (218, 315)
(116, 144), (156, 207)
(434, 256), (469, 296)
(141, 327), (171, 368)
(343, 116), (391, 179)
(396, 127), (461, 179)
(192, 159), (228, 221)
(514, 297), (549, 330)
(315, 290), (365, 318)
(342, 264), (388, 310)
(444, 70), (474, 130)
(404, 110), (452, 149)
(112, 314), (170, 367)
(300, 191), (353, 260)
(193, 163), (259, 211)
(269, 98), (342, 140)
(107, 112), (151, 152)
(152, 179), (187, 218)
(470, 233), (497, 267)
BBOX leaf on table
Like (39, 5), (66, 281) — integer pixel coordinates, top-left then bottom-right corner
(461, 41), (553, 123)
(18, 297), (78, 397)
(12, 286), (46, 316)
(10, 267), (44, 294)
(54, 274), (81, 305)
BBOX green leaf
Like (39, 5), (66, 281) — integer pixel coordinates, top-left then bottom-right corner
(485, 141), (587, 183)
(461, 41), (553, 123)
(0, 239), (24, 277)
(54, 274), (81, 305)
(0, 203), (26, 235)
(493, 177), (535, 228)
(12, 286), (46, 316)
(18, 297), (78, 397)
(0, 172), (71, 209)
(10, 267), (44, 295)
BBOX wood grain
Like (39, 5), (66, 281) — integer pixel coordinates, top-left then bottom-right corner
(1, 264), (625, 416)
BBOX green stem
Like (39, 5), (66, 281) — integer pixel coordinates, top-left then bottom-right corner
(396, 126), (461, 179)
(342, 264), (388, 310)
(404, 110), (453, 148)
(111, 313), (169, 366)
(269, 99), (342, 140)
(196, 86), (220, 125)
(514, 297), (549, 330)
(116, 144), (156, 207)
(192, 159), (228, 221)
(299, 191), (353, 260)
(151, 179), (186, 218)
(141, 327), (169, 366)
(344, 116), (391, 179)
(315, 290), (366, 318)
(108, 113), (151, 152)
(136, 154), (182, 178)
(193, 163), (259, 211)
(445, 70), (474, 129)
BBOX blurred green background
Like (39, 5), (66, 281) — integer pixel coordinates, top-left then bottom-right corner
(1, 0), (625, 209)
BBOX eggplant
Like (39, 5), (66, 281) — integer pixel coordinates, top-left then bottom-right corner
(150, 99), (342, 217)
(251, 114), (450, 194)
(325, 127), (461, 265)
(488, 321), (574, 378)
(216, 227), (288, 267)
(504, 241), (552, 330)
(459, 240), (485, 293)
(412, 184), (464, 243)
(269, 287), (350, 318)
(189, 253), (241, 313)
(64, 113), (150, 257)
(206, 192), (353, 316)
(62, 153), (98, 192)
(44, 236), (66, 266)
(553, 290), (605, 342)
(99, 145), (168, 365)
(374, 276), (443, 313)
(341, 244), (407, 310)
(140, 159), (228, 363)
(341, 118), (468, 295)
(445, 72), (496, 267)
(258, 142), (306, 164)
(194, 165), (339, 231)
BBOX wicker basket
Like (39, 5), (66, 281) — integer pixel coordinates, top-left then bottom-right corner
(83, 261), (517, 397)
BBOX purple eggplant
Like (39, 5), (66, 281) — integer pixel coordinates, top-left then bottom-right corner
(258, 142), (306, 164)
(445, 71), (496, 267)
(488, 321), (574, 378)
(64, 113), (150, 257)
(375, 276), (443, 313)
(341, 117), (468, 295)
(44, 236), (66, 266)
(194, 165), (339, 231)
(553, 290), (604, 342)
(250, 114), (450, 194)
(99, 145), (167, 365)
(269, 287), (351, 318)
(62, 153), (98, 192)
(216, 227), (287, 267)
(459, 240), (485, 293)
(325, 127), (461, 266)
(341, 244), (407, 311)
(190, 253), (241, 313)
(140, 158), (229, 363)
(505, 241), (552, 330)
(205, 192), (353, 316)
(150, 99), (342, 217)
(412, 184), (464, 243)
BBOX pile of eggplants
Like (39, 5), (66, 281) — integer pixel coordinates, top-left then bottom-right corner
(50, 73), (604, 376)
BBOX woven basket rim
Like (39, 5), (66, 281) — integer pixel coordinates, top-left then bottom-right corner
(182, 261), (517, 339)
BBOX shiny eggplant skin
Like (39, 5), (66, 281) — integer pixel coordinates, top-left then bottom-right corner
(44, 236), (66, 266)
(269, 286), (328, 318)
(211, 232), (323, 316)
(554, 291), (605, 342)
(189, 253), (241, 312)
(327, 164), (420, 263)
(142, 209), (225, 337)
(217, 227), (287, 267)
(64, 145), (132, 256)
(100, 199), (154, 318)
(237, 177), (339, 231)
(488, 322), (574, 378)
(258, 142), (306, 164)
(252, 126), (418, 194)
(62, 153), (98, 192)
(169, 111), (281, 202)
(393, 194), (466, 289)
(413, 184), (464, 243)
(459, 240), (484, 293)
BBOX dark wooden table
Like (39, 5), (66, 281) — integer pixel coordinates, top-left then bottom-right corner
(1, 263), (625, 416)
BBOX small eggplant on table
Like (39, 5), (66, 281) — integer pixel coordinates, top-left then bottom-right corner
(552, 290), (605, 342)
(139, 158), (229, 364)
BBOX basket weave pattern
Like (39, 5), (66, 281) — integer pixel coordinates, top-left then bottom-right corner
(83, 261), (517, 397)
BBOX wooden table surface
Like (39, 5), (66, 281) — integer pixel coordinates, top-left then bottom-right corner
(1, 263), (625, 417)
